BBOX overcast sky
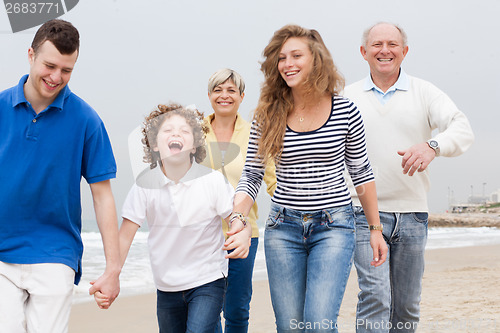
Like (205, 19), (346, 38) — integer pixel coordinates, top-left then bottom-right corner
(1, 0), (499, 218)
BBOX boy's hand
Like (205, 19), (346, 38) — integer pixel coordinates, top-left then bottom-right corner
(88, 271), (120, 308)
(92, 288), (111, 309)
(224, 224), (251, 259)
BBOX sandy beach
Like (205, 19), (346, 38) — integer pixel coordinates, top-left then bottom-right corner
(69, 243), (500, 332)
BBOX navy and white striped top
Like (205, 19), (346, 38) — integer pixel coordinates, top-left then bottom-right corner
(235, 96), (374, 211)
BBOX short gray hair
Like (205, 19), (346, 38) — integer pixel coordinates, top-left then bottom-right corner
(208, 68), (245, 95)
(362, 22), (408, 47)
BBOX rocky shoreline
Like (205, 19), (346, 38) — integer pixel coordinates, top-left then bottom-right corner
(429, 213), (500, 228)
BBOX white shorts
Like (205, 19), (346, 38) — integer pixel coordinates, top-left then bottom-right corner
(0, 261), (75, 333)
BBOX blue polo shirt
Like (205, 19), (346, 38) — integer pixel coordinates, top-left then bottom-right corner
(0, 75), (116, 284)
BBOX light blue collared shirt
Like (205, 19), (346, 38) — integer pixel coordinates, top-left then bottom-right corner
(364, 69), (409, 105)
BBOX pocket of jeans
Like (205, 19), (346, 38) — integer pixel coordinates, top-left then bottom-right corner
(412, 212), (428, 223)
(265, 210), (283, 230)
(324, 207), (355, 232)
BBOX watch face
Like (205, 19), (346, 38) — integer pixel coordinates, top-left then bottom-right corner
(429, 140), (438, 149)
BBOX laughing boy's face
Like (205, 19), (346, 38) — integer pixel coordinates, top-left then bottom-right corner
(154, 114), (196, 163)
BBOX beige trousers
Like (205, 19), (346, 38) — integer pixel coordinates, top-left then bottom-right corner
(0, 261), (75, 333)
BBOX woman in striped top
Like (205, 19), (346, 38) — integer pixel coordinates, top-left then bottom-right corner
(230, 25), (388, 332)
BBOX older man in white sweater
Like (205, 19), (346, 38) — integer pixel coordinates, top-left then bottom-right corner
(344, 22), (474, 333)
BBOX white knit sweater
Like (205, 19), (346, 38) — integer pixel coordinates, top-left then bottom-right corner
(344, 75), (474, 212)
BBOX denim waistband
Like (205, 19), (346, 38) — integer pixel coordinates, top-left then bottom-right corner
(269, 202), (353, 222)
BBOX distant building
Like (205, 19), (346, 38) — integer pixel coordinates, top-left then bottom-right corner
(491, 189), (500, 203)
(468, 195), (488, 204)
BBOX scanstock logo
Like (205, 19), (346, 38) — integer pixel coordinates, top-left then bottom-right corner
(4, 0), (79, 33)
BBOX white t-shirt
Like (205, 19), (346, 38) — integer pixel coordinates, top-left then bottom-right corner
(122, 162), (234, 292)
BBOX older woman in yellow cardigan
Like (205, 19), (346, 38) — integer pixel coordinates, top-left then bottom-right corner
(202, 68), (276, 333)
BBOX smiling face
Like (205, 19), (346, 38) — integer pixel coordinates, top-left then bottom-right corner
(153, 114), (196, 163)
(25, 40), (78, 109)
(277, 37), (314, 90)
(361, 23), (408, 85)
(209, 79), (244, 117)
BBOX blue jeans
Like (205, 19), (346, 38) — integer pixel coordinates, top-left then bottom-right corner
(353, 208), (428, 333)
(157, 278), (226, 333)
(215, 237), (258, 333)
(264, 203), (356, 333)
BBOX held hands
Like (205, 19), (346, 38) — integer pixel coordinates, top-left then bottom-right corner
(370, 231), (388, 267)
(224, 218), (252, 259)
(397, 142), (436, 176)
(88, 271), (120, 309)
(92, 289), (111, 309)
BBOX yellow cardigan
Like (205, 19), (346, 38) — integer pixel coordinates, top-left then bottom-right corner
(201, 113), (276, 238)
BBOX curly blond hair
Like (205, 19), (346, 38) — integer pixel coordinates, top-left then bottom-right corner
(142, 103), (209, 169)
(254, 25), (345, 162)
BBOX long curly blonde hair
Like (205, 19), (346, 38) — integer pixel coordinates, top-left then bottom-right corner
(254, 25), (345, 162)
(142, 103), (209, 169)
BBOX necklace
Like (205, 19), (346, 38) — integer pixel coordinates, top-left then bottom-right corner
(292, 97), (327, 131)
(295, 102), (318, 123)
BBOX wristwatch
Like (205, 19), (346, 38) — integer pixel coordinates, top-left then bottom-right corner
(427, 140), (440, 156)
(369, 224), (383, 231)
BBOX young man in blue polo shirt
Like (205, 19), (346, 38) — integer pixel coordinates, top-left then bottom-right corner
(0, 19), (121, 332)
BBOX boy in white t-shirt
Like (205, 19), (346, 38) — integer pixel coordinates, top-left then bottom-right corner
(96, 103), (251, 332)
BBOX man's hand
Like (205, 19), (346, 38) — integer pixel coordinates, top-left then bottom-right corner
(397, 142), (436, 176)
(88, 180), (121, 309)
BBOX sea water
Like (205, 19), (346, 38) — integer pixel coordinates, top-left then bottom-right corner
(74, 221), (500, 303)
